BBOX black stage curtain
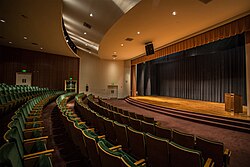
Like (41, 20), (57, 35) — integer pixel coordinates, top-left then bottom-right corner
(137, 33), (246, 105)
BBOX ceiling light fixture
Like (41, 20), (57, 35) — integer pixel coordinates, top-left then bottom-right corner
(66, 39), (69, 42)
(24, 36), (27, 40)
(112, 55), (117, 60)
(9, 41), (12, 44)
(0, 19), (6, 23)
(84, 32), (87, 35)
(121, 43), (124, 47)
(137, 31), (140, 35)
(40, 47), (43, 50)
(114, 51), (117, 54)
(90, 13), (93, 17)
(172, 11), (177, 16)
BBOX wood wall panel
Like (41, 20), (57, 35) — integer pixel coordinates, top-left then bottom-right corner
(0, 45), (79, 91)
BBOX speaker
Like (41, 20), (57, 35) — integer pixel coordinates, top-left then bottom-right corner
(145, 43), (154, 55)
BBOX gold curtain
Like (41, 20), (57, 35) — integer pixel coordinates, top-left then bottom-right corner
(132, 14), (250, 65)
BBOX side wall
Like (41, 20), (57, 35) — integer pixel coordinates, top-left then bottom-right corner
(0, 45), (79, 90)
(78, 50), (130, 98)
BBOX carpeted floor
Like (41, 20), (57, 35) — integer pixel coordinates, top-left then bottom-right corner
(42, 101), (90, 167)
(106, 99), (250, 167)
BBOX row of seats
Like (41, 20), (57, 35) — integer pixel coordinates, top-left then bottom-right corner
(80, 94), (231, 167)
(0, 83), (50, 117)
(58, 93), (146, 167)
(0, 91), (63, 167)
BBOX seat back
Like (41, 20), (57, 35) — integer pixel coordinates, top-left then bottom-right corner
(82, 130), (101, 167)
(135, 113), (144, 121)
(114, 121), (129, 150)
(113, 112), (123, 124)
(172, 129), (195, 149)
(97, 140), (124, 167)
(145, 133), (169, 167)
(129, 112), (137, 119)
(144, 116), (155, 123)
(103, 118), (117, 144)
(127, 127), (146, 160)
(129, 117), (142, 131)
(155, 125), (172, 141)
(0, 142), (23, 167)
(196, 136), (224, 167)
(169, 142), (203, 167)
(141, 121), (155, 135)
(120, 114), (130, 125)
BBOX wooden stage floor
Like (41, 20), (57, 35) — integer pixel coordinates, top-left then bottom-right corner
(131, 96), (250, 121)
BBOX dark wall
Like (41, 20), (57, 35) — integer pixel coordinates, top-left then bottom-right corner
(0, 45), (79, 90)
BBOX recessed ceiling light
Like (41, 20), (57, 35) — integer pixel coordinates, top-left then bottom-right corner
(85, 44), (88, 46)
(90, 13), (93, 17)
(114, 51), (117, 54)
(66, 39), (69, 42)
(0, 19), (6, 23)
(137, 31), (140, 35)
(9, 41), (12, 44)
(121, 43), (124, 47)
(40, 47), (43, 50)
(24, 36), (27, 40)
(89, 51), (91, 54)
(172, 11), (177, 16)
(84, 32), (87, 35)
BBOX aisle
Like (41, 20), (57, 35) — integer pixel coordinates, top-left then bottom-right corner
(42, 101), (89, 167)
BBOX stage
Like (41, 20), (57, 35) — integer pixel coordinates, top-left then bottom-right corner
(130, 96), (249, 121)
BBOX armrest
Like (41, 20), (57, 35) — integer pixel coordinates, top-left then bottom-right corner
(109, 145), (122, 151)
(223, 149), (231, 165)
(24, 136), (48, 143)
(25, 121), (43, 125)
(78, 121), (86, 125)
(98, 135), (105, 139)
(26, 116), (41, 119)
(134, 159), (146, 166)
(87, 128), (95, 132)
(23, 127), (44, 132)
(23, 149), (54, 160)
(204, 158), (214, 167)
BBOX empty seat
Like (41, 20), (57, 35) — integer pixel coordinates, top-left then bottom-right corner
(129, 117), (142, 131)
(172, 129), (195, 149)
(143, 116), (155, 123)
(195, 136), (231, 167)
(97, 140), (146, 167)
(82, 129), (102, 167)
(113, 112), (123, 124)
(145, 133), (169, 167)
(0, 142), (53, 167)
(123, 110), (129, 116)
(127, 127), (146, 160)
(120, 114), (130, 125)
(135, 113), (144, 121)
(103, 118), (117, 144)
(114, 121), (129, 150)
(129, 112), (137, 119)
(141, 120), (155, 135)
(155, 125), (172, 141)
(4, 128), (54, 164)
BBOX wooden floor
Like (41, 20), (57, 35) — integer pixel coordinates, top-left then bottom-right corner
(131, 96), (250, 120)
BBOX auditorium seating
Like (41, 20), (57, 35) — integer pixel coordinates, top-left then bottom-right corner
(169, 141), (213, 167)
(57, 93), (145, 167)
(145, 133), (169, 167)
(172, 129), (195, 149)
(195, 136), (231, 167)
(0, 83), (50, 117)
(0, 91), (61, 167)
(82, 94), (223, 167)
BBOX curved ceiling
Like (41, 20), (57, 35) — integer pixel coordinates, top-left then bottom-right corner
(1, 0), (250, 61)
(99, 0), (250, 60)
(0, 0), (76, 57)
